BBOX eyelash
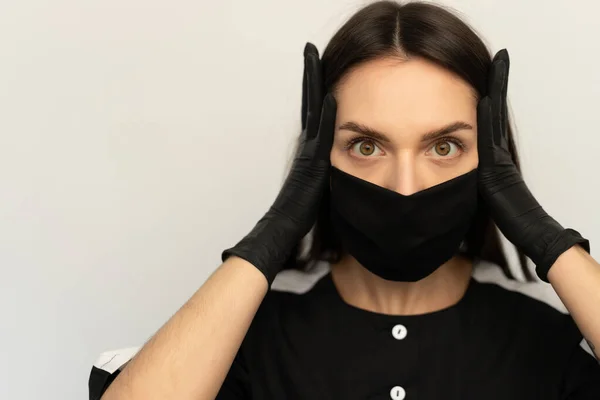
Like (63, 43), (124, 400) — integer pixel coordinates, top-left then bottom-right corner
(343, 136), (466, 154)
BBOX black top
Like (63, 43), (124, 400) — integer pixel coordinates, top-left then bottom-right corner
(217, 268), (600, 400)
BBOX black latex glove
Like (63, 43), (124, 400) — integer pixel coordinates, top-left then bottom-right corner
(477, 49), (590, 282)
(221, 43), (337, 285)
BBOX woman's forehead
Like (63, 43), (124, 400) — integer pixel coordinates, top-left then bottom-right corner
(335, 57), (477, 140)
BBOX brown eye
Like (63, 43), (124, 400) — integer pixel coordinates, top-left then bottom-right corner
(359, 141), (375, 156)
(349, 139), (382, 157)
(434, 141), (454, 156)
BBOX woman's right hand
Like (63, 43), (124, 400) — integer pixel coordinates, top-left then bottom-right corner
(221, 42), (337, 285)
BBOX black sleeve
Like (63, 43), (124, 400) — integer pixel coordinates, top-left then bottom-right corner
(559, 317), (600, 399)
(88, 366), (122, 400)
(216, 348), (252, 399)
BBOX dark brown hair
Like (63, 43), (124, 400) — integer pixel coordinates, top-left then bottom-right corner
(286, 0), (534, 282)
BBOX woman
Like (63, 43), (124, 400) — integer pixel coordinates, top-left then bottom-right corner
(99, 1), (600, 399)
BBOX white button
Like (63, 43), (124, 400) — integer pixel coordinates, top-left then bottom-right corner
(390, 385), (406, 400)
(391, 324), (407, 340)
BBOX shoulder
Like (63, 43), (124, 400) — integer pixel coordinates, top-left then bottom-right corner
(473, 259), (567, 312)
(247, 261), (333, 328)
(468, 262), (600, 393)
(472, 260), (592, 356)
(472, 260), (567, 317)
(235, 261), (337, 370)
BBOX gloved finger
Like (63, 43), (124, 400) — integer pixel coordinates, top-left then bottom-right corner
(301, 49), (308, 130)
(488, 49), (509, 97)
(301, 43), (318, 130)
(476, 96), (494, 166)
(315, 93), (337, 160)
(488, 49), (510, 148)
(304, 43), (324, 140)
(496, 49), (510, 146)
(494, 49), (510, 104)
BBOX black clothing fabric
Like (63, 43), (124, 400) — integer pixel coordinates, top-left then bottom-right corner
(216, 272), (600, 400)
(89, 366), (121, 400)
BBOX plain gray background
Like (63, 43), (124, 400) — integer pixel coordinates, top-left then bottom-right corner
(0, 0), (598, 398)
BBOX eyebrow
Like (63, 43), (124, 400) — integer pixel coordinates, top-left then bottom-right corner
(337, 121), (474, 143)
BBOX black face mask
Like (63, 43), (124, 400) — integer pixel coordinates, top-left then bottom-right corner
(329, 166), (478, 282)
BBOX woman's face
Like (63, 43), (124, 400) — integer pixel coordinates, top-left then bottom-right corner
(330, 57), (478, 195)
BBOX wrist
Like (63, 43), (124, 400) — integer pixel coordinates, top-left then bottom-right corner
(221, 216), (301, 285)
(534, 228), (590, 282)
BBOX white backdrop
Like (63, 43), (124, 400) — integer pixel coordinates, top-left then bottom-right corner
(0, 0), (598, 398)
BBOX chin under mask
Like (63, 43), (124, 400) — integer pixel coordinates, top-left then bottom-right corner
(329, 166), (478, 282)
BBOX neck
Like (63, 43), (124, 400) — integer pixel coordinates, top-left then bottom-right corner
(330, 254), (474, 316)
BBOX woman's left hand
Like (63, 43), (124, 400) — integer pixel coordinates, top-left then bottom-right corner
(476, 49), (590, 282)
